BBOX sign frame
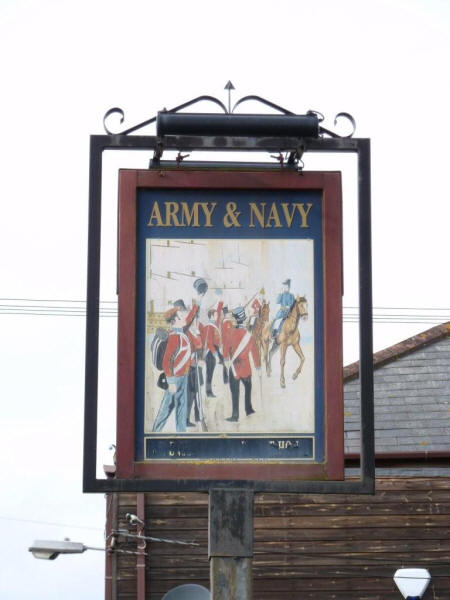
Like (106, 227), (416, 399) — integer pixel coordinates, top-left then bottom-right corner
(116, 168), (343, 484)
(83, 134), (374, 494)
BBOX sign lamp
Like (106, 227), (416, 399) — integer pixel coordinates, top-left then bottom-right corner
(394, 568), (431, 600)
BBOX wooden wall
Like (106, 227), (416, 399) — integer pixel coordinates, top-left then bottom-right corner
(110, 477), (450, 600)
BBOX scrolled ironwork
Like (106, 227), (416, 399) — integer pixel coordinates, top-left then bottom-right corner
(334, 112), (356, 137)
(103, 95), (227, 135)
(231, 95), (295, 115)
(102, 92), (356, 139)
(103, 107), (157, 136)
(320, 112), (356, 139)
(103, 107), (125, 135)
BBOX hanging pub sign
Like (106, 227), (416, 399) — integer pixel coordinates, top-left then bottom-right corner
(116, 168), (343, 483)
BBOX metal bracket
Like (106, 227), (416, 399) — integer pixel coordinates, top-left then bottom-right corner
(287, 144), (305, 171)
(151, 138), (164, 165)
(175, 151), (190, 165)
(102, 94), (356, 142)
(83, 91), (373, 494)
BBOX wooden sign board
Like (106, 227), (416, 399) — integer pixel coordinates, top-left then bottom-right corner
(116, 169), (343, 485)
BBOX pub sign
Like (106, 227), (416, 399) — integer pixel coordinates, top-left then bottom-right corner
(116, 169), (344, 483)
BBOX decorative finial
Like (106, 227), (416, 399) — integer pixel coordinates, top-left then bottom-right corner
(224, 80), (235, 113)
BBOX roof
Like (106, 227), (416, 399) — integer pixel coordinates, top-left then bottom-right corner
(344, 322), (450, 382)
(344, 322), (450, 456)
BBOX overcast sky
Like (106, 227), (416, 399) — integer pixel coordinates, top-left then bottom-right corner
(1, 1), (449, 597)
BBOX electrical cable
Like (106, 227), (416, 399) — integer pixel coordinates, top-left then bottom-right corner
(0, 298), (449, 311)
(0, 515), (103, 531)
(0, 299), (450, 324)
(112, 529), (199, 547)
(0, 299), (449, 323)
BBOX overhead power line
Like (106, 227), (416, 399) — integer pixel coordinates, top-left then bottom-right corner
(0, 299), (449, 324)
(0, 298), (118, 318)
(0, 515), (103, 531)
(1, 298), (450, 311)
(0, 297), (117, 303)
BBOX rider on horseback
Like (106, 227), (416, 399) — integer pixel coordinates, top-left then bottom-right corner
(271, 279), (295, 340)
(248, 296), (262, 331)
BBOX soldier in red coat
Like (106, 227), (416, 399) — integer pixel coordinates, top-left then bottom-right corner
(152, 306), (191, 432)
(223, 306), (261, 422)
(152, 302), (199, 433)
(220, 305), (233, 351)
(200, 306), (222, 397)
(171, 299), (204, 427)
(219, 305), (232, 385)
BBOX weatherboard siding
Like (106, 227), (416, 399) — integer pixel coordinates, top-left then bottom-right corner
(110, 478), (450, 600)
(108, 326), (450, 598)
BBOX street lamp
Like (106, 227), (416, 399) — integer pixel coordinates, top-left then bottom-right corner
(29, 539), (104, 560)
(394, 568), (431, 600)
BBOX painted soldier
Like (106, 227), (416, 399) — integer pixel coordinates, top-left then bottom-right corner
(220, 305), (233, 352)
(248, 296), (262, 331)
(218, 304), (231, 385)
(223, 306), (261, 422)
(271, 278), (295, 337)
(200, 306), (221, 397)
(173, 299), (203, 428)
(152, 304), (197, 433)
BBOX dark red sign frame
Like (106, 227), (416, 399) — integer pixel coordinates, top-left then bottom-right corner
(115, 168), (343, 485)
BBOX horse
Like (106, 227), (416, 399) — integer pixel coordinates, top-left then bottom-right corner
(261, 295), (308, 388)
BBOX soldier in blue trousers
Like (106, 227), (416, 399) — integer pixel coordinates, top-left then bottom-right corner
(271, 279), (295, 338)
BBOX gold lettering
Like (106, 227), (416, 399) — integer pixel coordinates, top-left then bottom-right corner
(296, 203), (313, 228)
(223, 202), (241, 228)
(164, 202), (181, 226)
(180, 202), (200, 227)
(249, 203), (265, 228)
(281, 203), (297, 227)
(147, 201), (164, 227)
(266, 203), (282, 228)
(199, 202), (217, 227)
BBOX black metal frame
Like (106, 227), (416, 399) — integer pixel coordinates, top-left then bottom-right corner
(84, 99), (374, 494)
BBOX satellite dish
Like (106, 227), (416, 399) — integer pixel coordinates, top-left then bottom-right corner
(162, 584), (210, 600)
(394, 568), (431, 599)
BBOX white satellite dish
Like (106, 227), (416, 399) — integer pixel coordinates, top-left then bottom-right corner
(162, 584), (211, 600)
(393, 568), (431, 599)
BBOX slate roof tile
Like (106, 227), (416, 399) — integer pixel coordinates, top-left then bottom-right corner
(344, 322), (450, 455)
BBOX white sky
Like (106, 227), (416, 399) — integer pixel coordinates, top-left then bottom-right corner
(1, 0), (449, 597)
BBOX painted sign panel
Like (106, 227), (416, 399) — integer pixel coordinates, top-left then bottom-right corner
(117, 170), (343, 482)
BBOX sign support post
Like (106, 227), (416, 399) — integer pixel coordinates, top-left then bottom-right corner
(209, 489), (254, 600)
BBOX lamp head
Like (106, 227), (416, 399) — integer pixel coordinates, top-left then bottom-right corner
(29, 540), (86, 560)
(394, 568), (431, 600)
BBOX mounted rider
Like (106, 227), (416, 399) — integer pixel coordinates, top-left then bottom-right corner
(248, 296), (262, 331)
(271, 278), (295, 339)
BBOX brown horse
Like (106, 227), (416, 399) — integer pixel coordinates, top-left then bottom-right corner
(249, 300), (270, 360)
(262, 295), (308, 388)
